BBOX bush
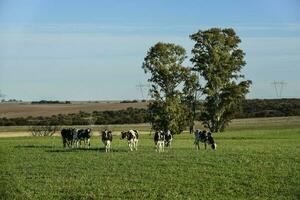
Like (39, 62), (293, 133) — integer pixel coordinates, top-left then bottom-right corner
(29, 125), (60, 136)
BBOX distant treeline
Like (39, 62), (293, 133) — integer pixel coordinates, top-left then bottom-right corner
(1, 99), (23, 103)
(120, 100), (147, 103)
(0, 99), (299, 126)
(31, 100), (71, 104)
(235, 98), (300, 118)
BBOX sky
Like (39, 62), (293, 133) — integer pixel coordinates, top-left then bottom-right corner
(0, 0), (299, 101)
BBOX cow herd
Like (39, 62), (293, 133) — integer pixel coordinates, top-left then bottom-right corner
(61, 128), (92, 148)
(60, 128), (217, 152)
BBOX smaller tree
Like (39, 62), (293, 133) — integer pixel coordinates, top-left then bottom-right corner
(143, 42), (195, 134)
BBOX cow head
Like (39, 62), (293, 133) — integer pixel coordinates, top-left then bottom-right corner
(120, 131), (127, 139)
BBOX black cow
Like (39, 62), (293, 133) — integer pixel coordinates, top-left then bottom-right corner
(61, 128), (77, 148)
(77, 128), (92, 148)
(164, 130), (173, 148)
(194, 129), (217, 150)
(101, 129), (113, 152)
(120, 130), (139, 151)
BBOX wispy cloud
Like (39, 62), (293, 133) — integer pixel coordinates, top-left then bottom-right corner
(1, 23), (300, 40)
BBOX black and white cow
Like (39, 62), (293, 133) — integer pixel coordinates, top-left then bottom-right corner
(164, 130), (173, 148)
(61, 128), (78, 148)
(101, 129), (113, 152)
(194, 129), (217, 150)
(77, 128), (92, 148)
(154, 130), (173, 152)
(154, 131), (165, 152)
(120, 130), (139, 151)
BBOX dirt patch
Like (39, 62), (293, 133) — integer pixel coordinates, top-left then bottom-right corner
(0, 132), (31, 138)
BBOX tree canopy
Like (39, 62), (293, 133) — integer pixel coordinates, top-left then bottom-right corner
(142, 42), (197, 134)
(190, 28), (252, 132)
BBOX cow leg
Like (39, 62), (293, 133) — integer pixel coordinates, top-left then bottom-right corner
(107, 142), (110, 152)
(159, 142), (163, 152)
(62, 138), (66, 148)
(194, 140), (198, 150)
(128, 142), (132, 151)
(67, 140), (71, 148)
(87, 138), (90, 149)
(156, 143), (159, 152)
(204, 142), (207, 150)
(134, 140), (138, 151)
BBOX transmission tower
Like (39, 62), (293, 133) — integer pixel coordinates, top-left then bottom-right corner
(271, 81), (287, 98)
(136, 83), (150, 100)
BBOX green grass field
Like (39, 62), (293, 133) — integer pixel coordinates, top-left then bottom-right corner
(1, 127), (299, 199)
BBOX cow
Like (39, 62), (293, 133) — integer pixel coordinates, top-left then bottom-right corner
(76, 128), (92, 148)
(120, 130), (139, 151)
(194, 129), (217, 150)
(154, 130), (173, 152)
(164, 130), (173, 148)
(61, 128), (78, 148)
(154, 131), (165, 152)
(101, 129), (113, 152)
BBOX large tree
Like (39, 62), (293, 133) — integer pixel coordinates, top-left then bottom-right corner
(142, 42), (197, 134)
(190, 28), (252, 132)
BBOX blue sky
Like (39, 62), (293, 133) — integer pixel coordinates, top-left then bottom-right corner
(0, 0), (299, 100)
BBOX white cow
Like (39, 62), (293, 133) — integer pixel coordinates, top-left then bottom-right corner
(154, 131), (165, 152)
(101, 130), (113, 152)
(120, 130), (139, 151)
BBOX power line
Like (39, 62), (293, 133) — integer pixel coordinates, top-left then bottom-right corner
(271, 81), (287, 98)
(136, 83), (150, 100)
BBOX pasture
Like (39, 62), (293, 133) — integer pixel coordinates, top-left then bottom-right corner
(1, 127), (299, 199)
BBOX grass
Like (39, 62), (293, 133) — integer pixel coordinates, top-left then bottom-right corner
(1, 128), (299, 199)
